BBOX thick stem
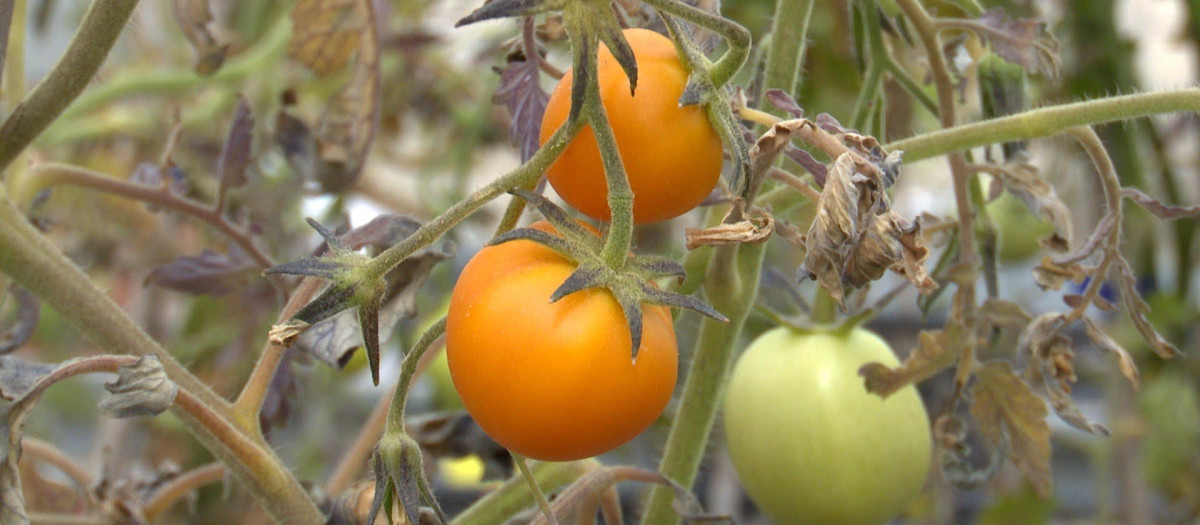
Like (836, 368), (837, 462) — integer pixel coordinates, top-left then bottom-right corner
(759, 0), (815, 101)
(589, 105), (634, 270)
(0, 0), (140, 174)
(0, 193), (323, 524)
(885, 89), (1200, 163)
(640, 242), (767, 525)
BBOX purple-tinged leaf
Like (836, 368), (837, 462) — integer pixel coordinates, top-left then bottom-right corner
(976, 8), (1060, 80)
(764, 89), (804, 118)
(784, 145), (827, 186)
(145, 246), (257, 295)
(1121, 187), (1200, 220)
(494, 57), (549, 162)
(217, 95), (255, 191)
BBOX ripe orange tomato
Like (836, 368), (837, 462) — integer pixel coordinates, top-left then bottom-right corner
(445, 221), (678, 461)
(539, 28), (724, 224)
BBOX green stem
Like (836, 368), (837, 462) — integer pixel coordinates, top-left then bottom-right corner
(759, 0), (815, 100)
(385, 318), (447, 434)
(590, 105), (634, 269)
(514, 454), (559, 525)
(365, 122), (578, 281)
(0, 191), (323, 524)
(885, 89), (1200, 163)
(884, 60), (939, 117)
(811, 287), (837, 324)
(640, 0), (751, 87)
(451, 461), (597, 525)
(640, 242), (767, 525)
(851, 63), (885, 131)
(0, 0), (140, 174)
(2, 0), (26, 114)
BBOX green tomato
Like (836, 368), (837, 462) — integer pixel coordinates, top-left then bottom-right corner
(986, 194), (1056, 262)
(723, 327), (932, 525)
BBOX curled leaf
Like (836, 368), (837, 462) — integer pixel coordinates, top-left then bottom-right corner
(1121, 187), (1200, 220)
(971, 361), (1053, 497)
(1081, 318), (1139, 390)
(1019, 313), (1110, 436)
(979, 298), (1031, 331)
(763, 89), (804, 118)
(860, 326), (959, 397)
(1031, 256), (1087, 291)
(98, 355), (179, 418)
(994, 162), (1071, 252)
(1115, 258), (1181, 359)
(172, 0), (228, 75)
(976, 8), (1061, 80)
(684, 212), (773, 250)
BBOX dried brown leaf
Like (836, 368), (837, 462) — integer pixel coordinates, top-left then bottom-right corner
(1121, 187), (1200, 220)
(1081, 318), (1140, 391)
(315, 30), (380, 192)
(934, 413), (1003, 491)
(1019, 314), (1109, 436)
(971, 361), (1052, 497)
(1115, 258), (1181, 359)
(684, 212), (773, 250)
(976, 8), (1061, 79)
(288, 0), (367, 76)
(172, 0), (228, 75)
(1031, 256), (1087, 291)
(994, 162), (1072, 251)
(98, 356), (178, 418)
(860, 327), (958, 397)
(979, 298), (1031, 330)
(802, 153), (883, 305)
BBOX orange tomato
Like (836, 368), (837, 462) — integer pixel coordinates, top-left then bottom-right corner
(445, 221), (678, 461)
(539, 28), (724, 224)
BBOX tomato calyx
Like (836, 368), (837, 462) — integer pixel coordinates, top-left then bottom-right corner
(497, 189), (727, 359)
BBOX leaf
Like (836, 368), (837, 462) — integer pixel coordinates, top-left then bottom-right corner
(172, 0), (228, 75)
(1081, 318), (1139, 390)
(763, 89), (804, 118)
(1031, 256), (1087, 291)
(145, 246), (257, 295)
(860, 327), (958, 397)
(1018, 313), (1110, 436)
(293, 306), (404, 369)
(1121, 187), (1200, 220)
(98, 356), (178, 418)
(976, 8), (1061, 80)
(314, 6), (380, 192)
(1, 355), (138, 524)
(979, 298), (1031, 331)
(259, 352), (299, 435)
(288, 0), (367, 76)
(802, 153), (935, 305)
(994, 162), (1071, 252)
(493, 52), (549, 162)
(971, 361), (1052, 497)
(0, 286), (39, 356)
(933, 413), (1003, 492)
(217, 95), (255, 191)
(273, 101), (319, 183)
(1115, 257), (1181, 359)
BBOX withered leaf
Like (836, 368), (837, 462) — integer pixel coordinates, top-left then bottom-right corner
(1082, 318), (1140, 390)
(338, 214), (423, 251)
(684, 213), (773, 250)
(976, 8), (1061, 80)
(994, 162), (1071, 252)
(98, 356), (178, 418)
(217, 95), (255, 191)
(1121, 187), (1200, 220)
(1115, 258), (1181, 359)
(860, 327), (958, 397)
(172, 0), (228, 75)
(2, 355), (137, 523)
(1019, 313), (1110, 436)
(314, 15), (379, 192)
(288, 0), (367, 76)
(803, 152), (935, 305)
(259, 352), (299, 434)
(764, 89), (804, 118)
(971, 361), (1052, 497)
(145, 246), (256, 296)
(1031, 256), (1087, 291)
(1055, 213), (1116, 266)
(934, 413), (1003, 492)
(979, 298), (1031, 331)
(0, 286), (39, 356)
(784, 145), (828, 186)
(493, 50), (549, 162)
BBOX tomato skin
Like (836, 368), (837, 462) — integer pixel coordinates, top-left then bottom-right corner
(445, 222), (678, 461)
(539, 28), (724, 224)
(723, 327), (932, 525)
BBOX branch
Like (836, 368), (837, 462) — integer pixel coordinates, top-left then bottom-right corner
(141, 463), (226, 521)
(0, 0), (140, 174)
(21, 438), (94, 490)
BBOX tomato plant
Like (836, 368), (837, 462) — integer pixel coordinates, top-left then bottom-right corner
(445, 221), (678, 461)
(723, 326), (932, 525)
(539, 28), (724, 224)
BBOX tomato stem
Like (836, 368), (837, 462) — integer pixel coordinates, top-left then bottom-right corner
(759, 0), (813, 102)
(386, 317), (448, 434)
(514, 454), (561, 525)
(451, 460), (598, 525)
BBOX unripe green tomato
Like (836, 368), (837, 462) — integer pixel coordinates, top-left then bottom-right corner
(985, 194), (1055, 262)
(723, 327), (932, 525)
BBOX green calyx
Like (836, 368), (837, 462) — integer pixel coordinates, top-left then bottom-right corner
(498, 189), (728, 360)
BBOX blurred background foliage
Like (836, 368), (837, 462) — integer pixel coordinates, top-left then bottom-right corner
(2, 0), (1199, 523)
